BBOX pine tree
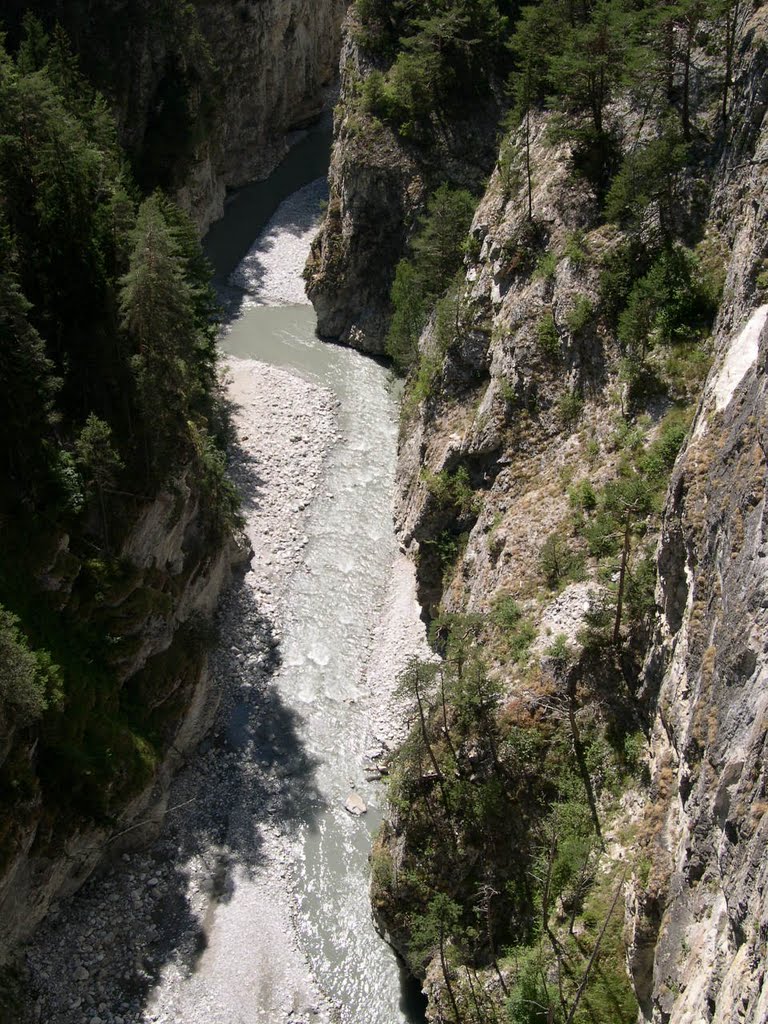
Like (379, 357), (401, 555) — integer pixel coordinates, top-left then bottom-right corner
(0, 224), (60, 505)
(74, 414), (124, 548)
(120, 194), (198, 476)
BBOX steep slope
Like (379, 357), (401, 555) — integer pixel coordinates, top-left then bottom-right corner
(627, 13), (768, 1020)
(304, 5), (506, 353)
(0, 33), (249, 961)
(3, 0), (346, 231)
(307, 1), (768, 1021)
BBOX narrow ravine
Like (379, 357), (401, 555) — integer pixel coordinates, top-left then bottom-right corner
(23, 130), (429, 1024)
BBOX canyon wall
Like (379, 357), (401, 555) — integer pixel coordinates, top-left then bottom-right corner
(177, 0), (348, 230)
(0, 481), (248, 959)
(0, 0), (348, 963)
(309, 4), (768, 1021)
(305, 12), (501, 353)
(627, 13), (768, 1019)
(4, 0), (347, 232)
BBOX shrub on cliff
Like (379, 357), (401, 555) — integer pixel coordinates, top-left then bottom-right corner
(387, 185), (476, 372)
(0, 606), (61, 726)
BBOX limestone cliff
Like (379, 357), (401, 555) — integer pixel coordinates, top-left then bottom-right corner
(316, 3), (768, 1021)
(6, 0), (346, 232)
(177, 0), (347, 230)
(305, 12), (501, 353)
(626, 11), (768, 1020)
(0, 480), (248, 959)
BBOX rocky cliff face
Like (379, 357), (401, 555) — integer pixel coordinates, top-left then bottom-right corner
(0, 481), (247, 959)
(315, 4), (768, 1021)
(305, 13), (501, 353)
(177, 0), (347, 230)
(6, 0), (346, 232)
(627, 11), (768, 1021)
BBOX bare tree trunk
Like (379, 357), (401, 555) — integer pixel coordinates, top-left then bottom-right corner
(613, 517), (632, 646)
(439, 917), (462, 1024)
(722, 0), (741, 126)
(681, 23), (693, 140)
(525, 108), (533, 220)
(564, 873), (626, 1024)
(479, 884), (508, 996)
(415, 674), (453, 823)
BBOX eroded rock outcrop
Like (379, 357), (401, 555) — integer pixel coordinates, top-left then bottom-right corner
(177, 0), (347, 230)
(0, 481), (248, 959)
(317, 4), (768, 1021)
(627, 11), (768, 1020)
(305, 12), (501, 353)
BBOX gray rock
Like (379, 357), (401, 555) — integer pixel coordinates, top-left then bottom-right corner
(344, 793), (367, 816)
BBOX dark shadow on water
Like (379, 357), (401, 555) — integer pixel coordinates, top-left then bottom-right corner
(203, 119), (332, 288)
(398, 957), (429, 1023)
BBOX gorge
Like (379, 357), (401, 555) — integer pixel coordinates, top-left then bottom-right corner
(1, 2), (767, 1024)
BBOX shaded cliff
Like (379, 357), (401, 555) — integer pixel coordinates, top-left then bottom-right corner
(3, 0), (346, 231)
(0, 483), (247, 959)
(0, 32), (250, 964)
(305, 7), (505, 353)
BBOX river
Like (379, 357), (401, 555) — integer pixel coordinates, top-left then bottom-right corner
(23, 120), (429, 1024)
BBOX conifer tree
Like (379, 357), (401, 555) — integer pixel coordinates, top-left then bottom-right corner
(120, 194), (198, 476)
(0, 225), (59, 504)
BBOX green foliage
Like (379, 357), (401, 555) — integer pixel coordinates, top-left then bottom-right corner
(424, 466), (480, 518)
(566, 295), (594, 335)
(491, 594), (522, 631)
(354, 0), (511, 130)
(506, 946), (552, 1023)
(0, 29), (236, 844)
(545, 632), (571, 660)
(387, 260), (429, 373)
(189, 424), (244, 541)
(604, 128), (688, 232)
(564, 230), (589, 268)
(533, 249), (558, 281)
(498, 138), (524, 200)
(618, 245), (705, 355)
(412, 186), (478, 296)
(491, 594), (537, 663)
(557, 390), (584, 428)
(384, 613), (639, 1021)
(75, 415), (123, 493)
(569, 479), (597, 514)
(599, 240), (648, 328)
(508, 619), (538, 664)
(539, 533), (584, 590)
(388, 185), (476, 374)
(572, 407), (693, 647)
(0, 605), (61, 724)
(536, 311), (560, 360)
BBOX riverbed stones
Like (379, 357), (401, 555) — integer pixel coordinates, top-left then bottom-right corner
(344, 793), (367, 816)
(21, 174), (431, 1024)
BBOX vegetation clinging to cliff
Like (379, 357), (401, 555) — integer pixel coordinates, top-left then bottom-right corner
(361, 1), (741, 1021)
(353, 0), (513, 131)
(0, 21), (237, 850)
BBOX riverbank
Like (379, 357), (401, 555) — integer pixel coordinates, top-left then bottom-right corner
(22, 172), (430, 1024)
(24, 356), (340, 1024)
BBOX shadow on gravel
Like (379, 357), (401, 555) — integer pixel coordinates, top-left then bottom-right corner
(212, 171), (326, 325)
(24, 431), (324, 1022)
